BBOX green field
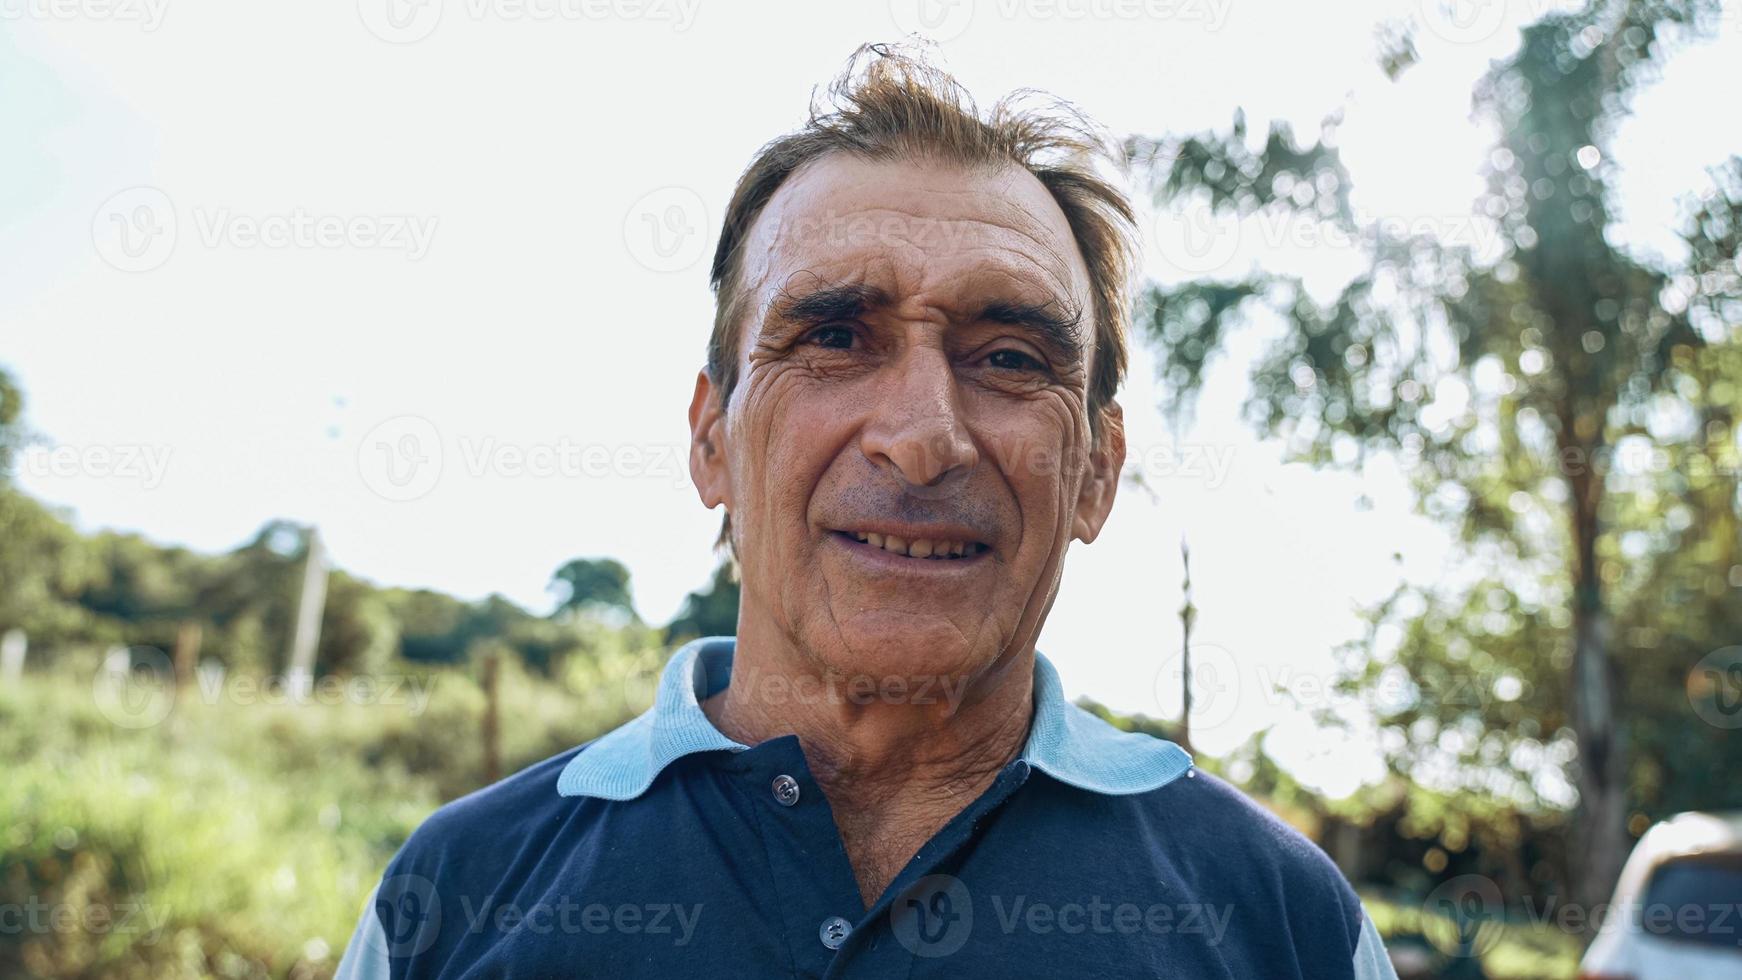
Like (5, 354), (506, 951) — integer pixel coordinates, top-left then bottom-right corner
(0, 649), (651, 980)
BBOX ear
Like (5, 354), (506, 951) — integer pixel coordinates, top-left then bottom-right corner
(688, 369), (732, 513)
(1071, 400), (1125, 544)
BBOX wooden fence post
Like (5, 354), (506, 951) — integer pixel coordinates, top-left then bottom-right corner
(174, 621), (202, 689)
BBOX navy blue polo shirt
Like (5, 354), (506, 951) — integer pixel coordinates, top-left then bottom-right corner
(336, 638), (1396, 979)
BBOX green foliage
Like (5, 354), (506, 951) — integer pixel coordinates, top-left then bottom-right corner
(0, 646), (654, 979)
(664, 562), (739, 642)
(0, 366), (24, 480)
(547, 557), (635, 620)
(0, 490), (103, 651)
(1133, 0), (1742, 902)
(0, 501), (632, 681)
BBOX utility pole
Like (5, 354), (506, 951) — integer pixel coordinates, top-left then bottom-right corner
(286, 526), (329, 701)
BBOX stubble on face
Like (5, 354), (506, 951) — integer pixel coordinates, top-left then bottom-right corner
(715, 153), (1108, 693)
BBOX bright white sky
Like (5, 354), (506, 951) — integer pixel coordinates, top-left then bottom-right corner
(3, 0), (1737, 796)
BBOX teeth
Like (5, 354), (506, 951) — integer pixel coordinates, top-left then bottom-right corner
(846, 532), (984, 560)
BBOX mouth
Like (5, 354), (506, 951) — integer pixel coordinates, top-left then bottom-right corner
(831, 529), (992, 561)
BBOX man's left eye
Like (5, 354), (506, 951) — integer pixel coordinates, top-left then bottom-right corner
(806, 326), (856, 350)
(986, 349), (1045, 372)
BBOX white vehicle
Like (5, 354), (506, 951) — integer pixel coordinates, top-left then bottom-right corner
(1579, 811), (1742, 979)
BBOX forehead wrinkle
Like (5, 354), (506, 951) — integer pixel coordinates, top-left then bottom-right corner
(815, 200), (1081, 305)
(738, 158), (1096, 351)
(770, 239), (1076, 321)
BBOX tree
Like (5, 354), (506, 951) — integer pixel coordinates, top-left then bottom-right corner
(665, 562), (739, 643)
(1132, 0), (1734, 911)
(0, 366), (23, 482)
(548, 557), (635, 620)
(316, 570), (399, 677)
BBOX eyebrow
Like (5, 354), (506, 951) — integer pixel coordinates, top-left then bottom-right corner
(768, 282), (1086, 366)
(769, 283), (891, 326)
(975, 299), (1086, 367)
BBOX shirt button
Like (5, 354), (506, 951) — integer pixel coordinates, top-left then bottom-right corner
(771, 774), (801, 806)
(819, 915), (852, 949)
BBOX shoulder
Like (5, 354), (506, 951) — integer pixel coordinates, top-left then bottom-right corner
(343, 745), (599, 976)
(1161, 771), (1352, 876)
(387, 744), (588, 879)
(1019, 762), (1390, 978)
(1150, 770), (1366, 950)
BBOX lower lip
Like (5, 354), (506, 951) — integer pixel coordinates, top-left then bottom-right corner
(826, 531), (992, 574)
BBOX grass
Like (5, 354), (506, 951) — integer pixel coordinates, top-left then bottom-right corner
(0, 655), (645, 979)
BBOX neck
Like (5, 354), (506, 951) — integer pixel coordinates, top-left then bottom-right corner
(701, 623), (1035, 903)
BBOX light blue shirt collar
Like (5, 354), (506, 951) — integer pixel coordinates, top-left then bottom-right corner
(557, 637), (1193, 800)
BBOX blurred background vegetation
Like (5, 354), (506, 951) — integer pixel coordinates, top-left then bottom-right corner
(1131, 0), (1742, 942)
(4, 1), (1742, 978)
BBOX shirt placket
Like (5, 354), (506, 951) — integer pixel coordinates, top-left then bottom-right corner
(827, 759), (1034, 979)
(720, 735), (868, 980)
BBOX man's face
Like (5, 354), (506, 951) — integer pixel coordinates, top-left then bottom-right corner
(689, 154), (1124, 684)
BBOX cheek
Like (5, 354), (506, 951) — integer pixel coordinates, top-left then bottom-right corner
(976, 395), (1090, 536)
(730, 377), (851, 536)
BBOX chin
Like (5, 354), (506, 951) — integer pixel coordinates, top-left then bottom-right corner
(811, 609), (999, 688)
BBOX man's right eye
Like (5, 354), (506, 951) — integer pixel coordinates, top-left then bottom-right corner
(805, 325), (856, 350)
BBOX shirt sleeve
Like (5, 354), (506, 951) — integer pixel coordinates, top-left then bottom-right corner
(333, 885), (393, 980)
(1351, 908), (1399, 980)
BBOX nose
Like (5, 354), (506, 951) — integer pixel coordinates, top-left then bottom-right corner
(859, 344), (979, 487)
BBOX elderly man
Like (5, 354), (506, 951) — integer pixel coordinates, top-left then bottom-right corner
(337, 47), (1398, 979)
